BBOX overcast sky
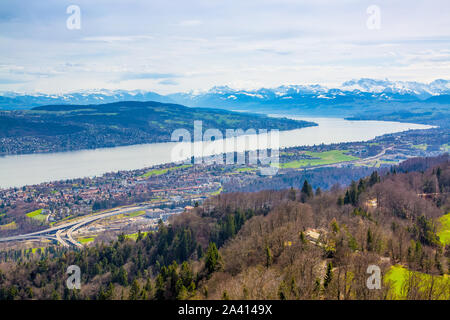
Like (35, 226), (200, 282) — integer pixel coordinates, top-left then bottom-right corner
(0, 0), (449, 94)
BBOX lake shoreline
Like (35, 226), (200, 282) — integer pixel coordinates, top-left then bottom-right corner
(0, 117), (433, 189)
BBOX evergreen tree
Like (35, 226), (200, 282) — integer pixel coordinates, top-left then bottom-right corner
(225, 214), (236, 239)
(116, 266), (128, 286)
(366, 228), (374, 251)
(348, 234), (358, 251)
(344, 181), (359, 205)
(343, 190), (351, 205)
(369, 171), (380, 186)
(180, 261), (193, 287)
(97, 286), (107, 300)
(301, 180), (313, 202)
(106, 282), (115, 300)
(188, 281), (196, 293)
(155, 273), (165, 300)
(129, 279), (140, 300)
(176, 282), (188, 300)
(205, 242), (223, 275)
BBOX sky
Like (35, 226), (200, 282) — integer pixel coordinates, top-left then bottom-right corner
(0, 0), (449, 94)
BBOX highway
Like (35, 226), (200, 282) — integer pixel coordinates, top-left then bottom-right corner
(0, 204), (146, 248)
(287, 146), (395, 172)
(0, 147), (396, 248)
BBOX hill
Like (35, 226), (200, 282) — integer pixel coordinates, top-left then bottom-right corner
(2, 79), (449, 126)
(0, 155), (448, 300)
(0, 101), (316, 156)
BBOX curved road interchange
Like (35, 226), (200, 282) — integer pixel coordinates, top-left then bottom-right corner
(0, 205), (146, 248)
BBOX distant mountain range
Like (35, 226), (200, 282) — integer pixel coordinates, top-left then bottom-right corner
(1, 79), (449, 125)
(167, 79), (450, 111)
(1, 79), (449, 111)
(0, 90), (173, 110)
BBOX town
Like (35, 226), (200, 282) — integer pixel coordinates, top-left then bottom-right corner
(0, 126), (448, 252)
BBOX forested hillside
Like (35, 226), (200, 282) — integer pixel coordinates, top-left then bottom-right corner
(0, 155), (449, 300)
(0, 101), (315, 156)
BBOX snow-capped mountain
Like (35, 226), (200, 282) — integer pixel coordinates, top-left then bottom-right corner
(167, 79), (450, 109)
(167, 84), (333, 108)
(0, 89), (174, 109)
(341, 78), (450, 99)
(0, 79), (449, 110)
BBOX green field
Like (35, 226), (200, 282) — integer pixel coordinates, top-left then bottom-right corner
(77, 236), (96, 244)
(141, 164), (192, 178)
(280, 150), (359, 169)
(125, 231), (149, 241)
(411, 144), (428, 151)
(385, 265), (449, 299)
(126, 210), (146, 218)
(105, 210), (146, 221)
(25, 209), (48, 222)
(437, 213), (450, 245)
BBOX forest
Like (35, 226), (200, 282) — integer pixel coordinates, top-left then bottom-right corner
(0, 154), (449, 300)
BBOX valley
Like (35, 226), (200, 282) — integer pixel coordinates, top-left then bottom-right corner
(1, 0), (449, 305)
(0, 124), (447, 248)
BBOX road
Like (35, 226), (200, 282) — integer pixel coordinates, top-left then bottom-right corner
(287, 146), (395, 172)
(0, 204), (146, 248)
(1, 147), (395, 248)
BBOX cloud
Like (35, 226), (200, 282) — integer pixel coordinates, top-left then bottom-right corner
(177, 20), (202, 27)
(120, 73), (179, 81)
(256, 48), (292, 56)
(0, 0), (449, 93)
(158, 79), (178, 85)
(81, 35), (153, 43)
(0, 78), (26, 84)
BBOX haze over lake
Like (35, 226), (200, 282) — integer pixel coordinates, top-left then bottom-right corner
(0, 117), (433, 189)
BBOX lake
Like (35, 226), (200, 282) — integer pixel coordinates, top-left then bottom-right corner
(0, 117), (433, 189)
